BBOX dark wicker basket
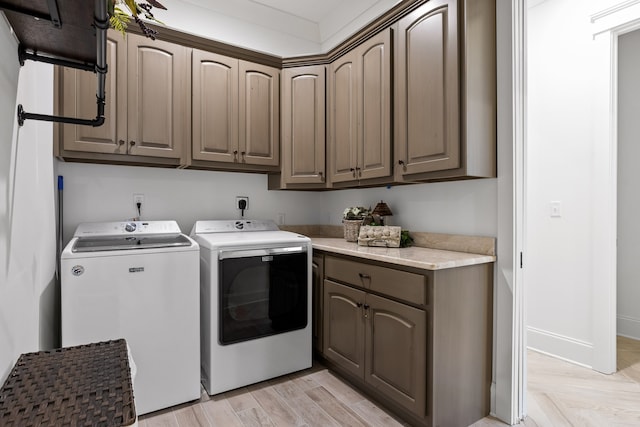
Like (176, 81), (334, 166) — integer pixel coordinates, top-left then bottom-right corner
(0, 339), (136, 427)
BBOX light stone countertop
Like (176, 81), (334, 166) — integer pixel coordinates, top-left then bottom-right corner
(311, 237), (496, 271)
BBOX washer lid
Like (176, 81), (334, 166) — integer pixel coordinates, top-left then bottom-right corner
(72, 234), (192, 252)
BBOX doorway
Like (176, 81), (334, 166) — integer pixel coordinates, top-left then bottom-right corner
(616, 29), (640, 345)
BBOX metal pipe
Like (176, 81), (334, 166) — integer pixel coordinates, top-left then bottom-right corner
(16, 0), (109, 128)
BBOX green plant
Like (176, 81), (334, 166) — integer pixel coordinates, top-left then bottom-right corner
(108, 0), (167, 39)
(400, 230), (413, 248)
(343, 206), (371, 220)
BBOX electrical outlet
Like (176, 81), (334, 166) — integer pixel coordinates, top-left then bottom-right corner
(236, 196), (249, 211)
(133, 194), (144, 217)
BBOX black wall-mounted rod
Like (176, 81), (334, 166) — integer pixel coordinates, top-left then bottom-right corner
(16, 0), (108, 128)
(18, 47), (95, 71)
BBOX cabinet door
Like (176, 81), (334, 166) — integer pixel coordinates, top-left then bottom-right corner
(127, 33), (189, 160)
(323, 280), (366, 379)
(60, 30), (127, 154)
(281, 66), (326, 184)
(327, 52), (358, 184)
(312, 253), (324, 353)
(357, 30), (392, 180)
(395, 0), (459, 176)
(192, 49), (239, 163)
(365, 293), (427, 418)
(239, 61), (279, 166)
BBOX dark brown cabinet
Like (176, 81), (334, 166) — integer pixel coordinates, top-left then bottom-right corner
(327, 29), (392, 187)
(324, 279), (426, 417)
(55, 31), (190, 166)
(320, 253), (492, 427)
(394, 0), (496, 182)
(192, 49), (280, 171)
(269, 65), (326, 190)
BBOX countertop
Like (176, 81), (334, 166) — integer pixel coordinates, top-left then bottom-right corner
(311, 238), (496, 271)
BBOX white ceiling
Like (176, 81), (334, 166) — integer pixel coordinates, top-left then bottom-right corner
(248, 0), (378, 24)
(176, 0), (400, 48)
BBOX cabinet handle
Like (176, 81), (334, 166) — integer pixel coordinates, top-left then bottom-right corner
(355, 166), (362, 177)
(233, 150), (238, 161)
(363, 303), (370, 318)
(129, 140), (135, 147)
(358, 273), (370, 280)
(356, 302), (363, 308)
(319, 171), (325, 182)
(350, 168), (356, 177)
(118, 139), (125, 146)
(398, 159), (407, 171)
(241, 151), (246, 162)
(363, 304), (370, 310)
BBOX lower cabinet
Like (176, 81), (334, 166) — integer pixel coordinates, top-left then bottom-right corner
(312, 253), (324, 353)
(320, 253), (492, 427)
(324, 280), (426, 417)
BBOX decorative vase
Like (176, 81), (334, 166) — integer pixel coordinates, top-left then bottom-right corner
(343, 219), (363, 242)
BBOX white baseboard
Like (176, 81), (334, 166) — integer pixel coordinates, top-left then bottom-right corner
(617, 315), (640, 340)
(527, 326), (592, 368)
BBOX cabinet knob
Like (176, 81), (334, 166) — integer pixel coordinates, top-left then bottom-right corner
(355, 166), (362, 177)
(356, 302), (363, 308)
(318, 171), (324, 181)
(350, 167), (356, 177)
(358, 273), (371, 280)
(363, 303), (370, 318)
(398, 160), (405, 165)
(363, 304), (370, 310)
(129, 140), (136, 146)
(118, 139), (125, 146)
(233, 150), (238, 161)
(241, 151), (246, 161)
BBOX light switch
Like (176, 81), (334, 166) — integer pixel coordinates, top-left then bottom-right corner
(550, 201), (562, 218)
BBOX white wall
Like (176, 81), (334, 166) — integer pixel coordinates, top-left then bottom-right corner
(55, 162), (322, 245)
(617, 29), (640, 340)
(526, 0), (620, 366)
(0, 14), (57, 384)
(317, 180), (497, 237)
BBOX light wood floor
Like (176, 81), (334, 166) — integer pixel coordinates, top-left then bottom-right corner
(140, 336), (640, 427)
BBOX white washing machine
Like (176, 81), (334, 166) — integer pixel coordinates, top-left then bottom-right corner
(191, 219), (312, 395)
(61, 220), (200, 415)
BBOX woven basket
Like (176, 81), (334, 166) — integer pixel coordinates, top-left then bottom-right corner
(343, 219), (364, 242)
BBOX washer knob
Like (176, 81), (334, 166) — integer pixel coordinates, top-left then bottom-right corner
(125, 222), (137, 232)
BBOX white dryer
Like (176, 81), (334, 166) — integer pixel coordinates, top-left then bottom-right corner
(61, 220), (200, 415)
(191, 219), (312, 395)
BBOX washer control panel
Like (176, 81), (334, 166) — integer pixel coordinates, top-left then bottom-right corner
(74, 221), (182, 237)
(191, 220), (279, 234)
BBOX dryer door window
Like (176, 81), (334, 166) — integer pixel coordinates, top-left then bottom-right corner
(219, 251), (307, 345)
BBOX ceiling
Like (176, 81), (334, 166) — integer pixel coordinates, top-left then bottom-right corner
(248, 0), (378, 24)
(175, 0), (401, 51)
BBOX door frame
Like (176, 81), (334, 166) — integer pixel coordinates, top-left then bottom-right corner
(495, 0), (526, 423)
(590, 1), (640, 374)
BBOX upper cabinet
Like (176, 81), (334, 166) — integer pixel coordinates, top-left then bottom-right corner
(192, 49), (280, 171)
(394, 0), (496, 182)
(55, 31), (190, 167)
(327, 29), (392, 187)
(269, 65), (326, 190)
(54, 0), (496, 186)
(127, 35), (190, 160)
(191, 50), (239, 164)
